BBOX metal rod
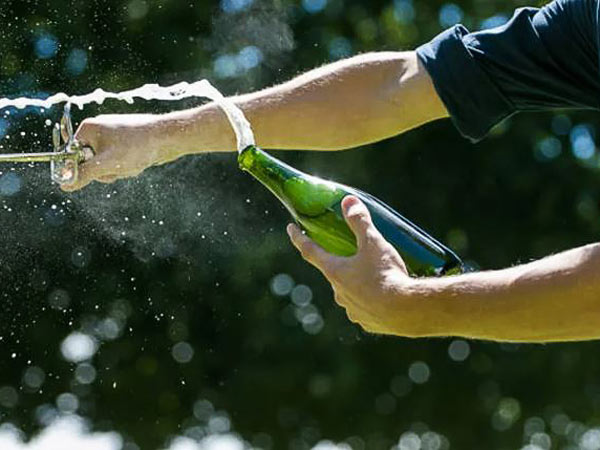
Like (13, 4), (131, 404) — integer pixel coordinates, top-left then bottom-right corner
(0, 105), (95, 184)
(0, 151), (70, 163)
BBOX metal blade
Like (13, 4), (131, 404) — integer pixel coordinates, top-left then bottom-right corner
(52, 123), (60, 149)
(0, 151), (69, 163)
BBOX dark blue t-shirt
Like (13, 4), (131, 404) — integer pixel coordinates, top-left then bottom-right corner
(416, 0), (600, 142)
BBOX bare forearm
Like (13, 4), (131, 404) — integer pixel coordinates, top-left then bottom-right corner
(158, 51), (448, 155)
(284, 195), (600, 343)
(406, 243), (600, 342)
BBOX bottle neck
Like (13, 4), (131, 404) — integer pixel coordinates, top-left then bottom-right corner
(238, 145), (304, 198)
(240, 145), (348, 215)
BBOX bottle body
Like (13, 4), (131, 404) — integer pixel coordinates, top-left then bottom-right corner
(239, 145), (463, 276)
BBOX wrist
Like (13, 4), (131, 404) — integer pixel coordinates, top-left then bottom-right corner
(158, 104), (238, 156)
(389, 277), (458, 338)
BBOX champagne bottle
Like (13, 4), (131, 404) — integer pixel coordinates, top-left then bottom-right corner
(239, 145), (464, 277)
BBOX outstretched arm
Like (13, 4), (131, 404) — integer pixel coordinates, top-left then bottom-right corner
(288, 196), (600, 343)
(67, 0), (600, 190)
(66, 51), (447, 190)
(165, 52), (447, 152)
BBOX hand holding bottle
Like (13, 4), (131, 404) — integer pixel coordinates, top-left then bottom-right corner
(287, 195), (422, 336)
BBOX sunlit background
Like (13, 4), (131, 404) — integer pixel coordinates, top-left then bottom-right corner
(2, 0), (600, 449)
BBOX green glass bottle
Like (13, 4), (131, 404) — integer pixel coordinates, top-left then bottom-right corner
(239, 145), (464, 276)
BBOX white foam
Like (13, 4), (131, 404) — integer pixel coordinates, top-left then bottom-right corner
(0, 80), (254, 152)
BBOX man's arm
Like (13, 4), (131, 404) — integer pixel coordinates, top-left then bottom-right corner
(166, 52), (447, 152)
(65, 51), (447, 190)
(288, 196), (600, 343)
(412, 245), (600, 342)
(66, 0), (600, 191)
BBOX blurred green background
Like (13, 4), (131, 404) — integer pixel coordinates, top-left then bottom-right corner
(1, 0), (600, 449)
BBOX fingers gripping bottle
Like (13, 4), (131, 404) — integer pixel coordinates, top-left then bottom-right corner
(239, 145), (464, 277)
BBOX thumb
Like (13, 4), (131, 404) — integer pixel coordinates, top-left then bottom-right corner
(342, 195), (380, 249)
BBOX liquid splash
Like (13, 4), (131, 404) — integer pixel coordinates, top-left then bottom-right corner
(0, 80), (254, 152)
(0, 79), (259, 269)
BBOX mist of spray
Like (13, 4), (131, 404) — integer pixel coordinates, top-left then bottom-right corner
(0, 77), (263, 271)
(0, 0), (298, 276)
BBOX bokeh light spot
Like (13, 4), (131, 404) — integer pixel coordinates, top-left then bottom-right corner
(172, 342), (194, 364)
(534, 137), (562, 162)
(570, 124), (596, 160)
(439, 4), (463, 28)
(238, 46), (263, 70)
(65, 49), (89, 76)
(60, 332), (98, 363)
(75, 363), (97, 385)
(270, 273), (294, 296)
(214, 54), (239, 79)
(448, 339), (470, 362)
(492, 397), (521, 431)
(56, 393), (79, 414)
(291, 284), (313, 306)
(22, 366), (45, 390)
(221, 0), (254, 14)
(34, 33), (59, 59)
(580, 428), (600, 450)
(408, 361), (430, 384)
(127, 0), (149, 20)
(0, 172), (22, 197)
(480, 14), (509, 30)
(0, 386), (18, 408)
(398, 432), (421, 450)
(302, 0), (327, 14)
(328, 37), (352, 60)
(193, 399), (214, 421)
(394, 0), (416, 24)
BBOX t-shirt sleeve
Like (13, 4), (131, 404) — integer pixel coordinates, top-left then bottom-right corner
(416, 0), (600, 142)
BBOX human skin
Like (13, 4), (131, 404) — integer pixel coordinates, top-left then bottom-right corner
(67, 51), (600, 342)
(64, 51), (445, 189)
(288, 196), (600, 342)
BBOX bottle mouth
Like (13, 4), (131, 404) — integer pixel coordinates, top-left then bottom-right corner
(237, 144), (256, 170)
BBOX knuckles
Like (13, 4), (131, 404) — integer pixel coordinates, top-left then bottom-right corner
(76, 120), (101, 144)
(79, 117), (102, 131)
